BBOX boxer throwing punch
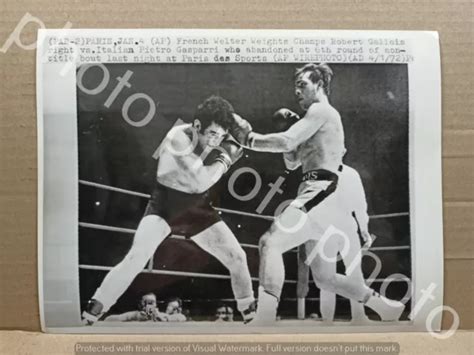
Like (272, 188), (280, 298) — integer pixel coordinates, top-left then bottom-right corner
(232, 63), (405, 324)
(83, 96), (256, 324)
(274, 109), (372, 324)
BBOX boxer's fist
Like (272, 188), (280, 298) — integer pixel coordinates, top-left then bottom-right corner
(273, 108), (300, 132)
(221, 139), (243, 163)
(215, 139), (243, 171)
(229, 113), (252, 146)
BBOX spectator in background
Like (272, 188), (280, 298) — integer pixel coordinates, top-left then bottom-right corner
(214, 304), (234, 322)
(182, 308), (192, 322)
(160, 297), (187, 322)
(104, 294), (187, 322)
(104, 292), (161, 322)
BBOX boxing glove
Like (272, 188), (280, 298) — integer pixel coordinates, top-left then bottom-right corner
(273, 108), (300, 132)
(229, 113), (253, 146)
(215, 139), (244, 171)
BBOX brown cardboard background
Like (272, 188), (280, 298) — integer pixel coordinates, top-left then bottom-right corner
(0, 331), (473, 355)
(0, 0), (472, 343)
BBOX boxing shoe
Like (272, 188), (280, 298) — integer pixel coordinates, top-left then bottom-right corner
(364, 292), (405, 322)
(241, 300), (257, 324)
(82, 299), (104, 325)
(245, 287), (278, 326)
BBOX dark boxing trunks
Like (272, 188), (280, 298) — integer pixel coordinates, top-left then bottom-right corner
(143, 182), (221, 238)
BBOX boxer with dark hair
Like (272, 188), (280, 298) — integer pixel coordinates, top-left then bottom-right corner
(83, 95), (256, 325)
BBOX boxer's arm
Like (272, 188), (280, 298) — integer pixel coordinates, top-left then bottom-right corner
(283, 151), (301, 170)
(247, 104), (328, 152)
(194, 143), (242, 191)
(182, 160), (227, 193)
(167, 129), (227, 192)
(196, 162), (228, 191)
(194, 140), (243, 191)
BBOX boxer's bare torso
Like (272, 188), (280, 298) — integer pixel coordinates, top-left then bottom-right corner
(292, 102), (345, 174)
(249, 101), (345, 174)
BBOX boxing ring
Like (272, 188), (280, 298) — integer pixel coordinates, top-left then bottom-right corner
(78, 179), (410, 321)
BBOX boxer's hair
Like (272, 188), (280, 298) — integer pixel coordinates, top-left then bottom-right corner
(295, 63), (334, 96)
(194, 95), (235, 132)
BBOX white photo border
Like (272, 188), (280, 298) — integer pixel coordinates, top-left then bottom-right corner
(37, 29), (442, 334)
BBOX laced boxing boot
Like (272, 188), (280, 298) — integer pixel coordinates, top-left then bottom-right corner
(246, 287), (279, 326)
(82, 299), (104, 325)
(241, 300), (257, 323)
(364, 291), (405, 321)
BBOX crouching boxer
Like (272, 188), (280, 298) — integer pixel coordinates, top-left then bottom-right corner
(83, 96), (256, 324)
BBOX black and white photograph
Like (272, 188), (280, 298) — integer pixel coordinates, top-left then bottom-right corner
(37, 29), (443, 333)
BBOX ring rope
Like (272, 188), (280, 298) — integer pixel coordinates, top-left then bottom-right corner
(152, 297), (387, 303)
(79, 179), (409, 221)
(78, 180), (410, 297)
(79, 264), (405, 284)
(79, 180), (150, 198)
(79, 222), (409, 252)
(79, 264), (293, 283)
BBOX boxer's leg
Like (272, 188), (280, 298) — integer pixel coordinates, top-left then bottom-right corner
(303, 194), (405, 322)
(305, 239), (337, 322)
(309, 243), (404, 321)
(250, 206), (319, 323)
(306, 226), (368, 323)
(191, 221), (255, 319)
(320, 290), (337, 322)
(310, 246), (367, 301)
(296, 245), (310, 319)
(84, 215), (171, 323)
(343, 238), (369, 322)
